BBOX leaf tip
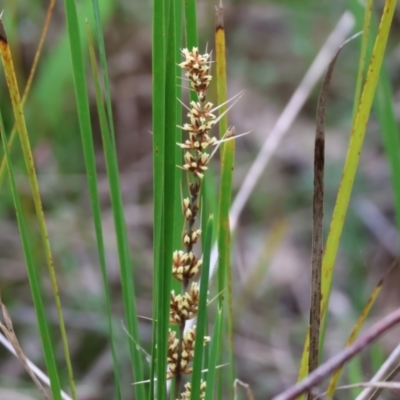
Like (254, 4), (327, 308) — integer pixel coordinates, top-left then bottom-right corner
(0, 14), (8, 44)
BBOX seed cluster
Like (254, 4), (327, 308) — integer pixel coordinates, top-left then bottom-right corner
(167, 47), (214, 398)
(177, 47), (216, 181)
(180, 380), (207, 400)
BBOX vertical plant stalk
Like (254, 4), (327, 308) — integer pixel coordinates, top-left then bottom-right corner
(0, 18), (77, 400)
(215, 3), (236, 395)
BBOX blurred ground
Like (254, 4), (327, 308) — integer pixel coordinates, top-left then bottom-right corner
(1, 0), (400, 399)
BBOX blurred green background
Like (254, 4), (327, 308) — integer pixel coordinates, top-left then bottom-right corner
(1, 0), (400, 399)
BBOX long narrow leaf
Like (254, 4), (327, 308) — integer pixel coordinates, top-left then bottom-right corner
(0, 17), (77, 400)
(85, 22), (124, 400)
(191, 216), (213, 399)
(375, 71), (400, 251)
(157, 0), (179, 397)
(205, 306), (223, 400)
(90, 0), (117, 150)
(215, 5), (236, 396)
(184, 0), (198, 104)
(151, 0), (167, 398)
(308, 32), (349, 385)
(64, 0), (145, 396)
(0, 110), (62, 400)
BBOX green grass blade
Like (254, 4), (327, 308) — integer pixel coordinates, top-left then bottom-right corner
(184, 0), (198, 52)
(215, 6), (236, 395)
(151, 0), (167, 397)
(173, 0), (183, 283)
(191, 216), (213, 400)
(85, 22), (145, 398)
(183, 0), (198, 103)
(90, 0), (117, 150)
(297, 0), (397, 386)
(205, 306), (223, 400)
(64, 0), (145, 396)
(85, 22), (124, 400)
(375, 68), (400, 248)
(0, 18), (77, 400)
(171, 1), (183, 395)
(350, 0), (400, 246)
(316, 0), (373, 380)
(156, 0), (180, 397)
(349, 0), (373, 120)
(316, 1), (374, 366)
(0, 111), (62, 400)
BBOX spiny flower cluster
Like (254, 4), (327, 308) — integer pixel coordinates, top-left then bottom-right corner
(179, 381), (207, 400)
(179, 48), (212, 102)
(172, 250), (202, 283)
(169, 283), (199, 324)
(167, 327), (209, 379)
(178, 47), (216, 180)
(167, 48), (213, 395)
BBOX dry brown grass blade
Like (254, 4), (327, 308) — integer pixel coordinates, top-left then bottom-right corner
(272, 307), (400, 400)
(308, 32), (357, 393)
(0, 296), (50, 400)
(368, 363), (400, 400)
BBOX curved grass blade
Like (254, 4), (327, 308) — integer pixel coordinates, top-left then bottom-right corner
(307, 30), (348, 390)
(0, 17), (77, 400)
(215, 4), (236, 396)
(85, 22), (123, 400)
(0, 110), (62, 400)
(326, 258), (398, 396)
(191, 216), (213, 400)
(0, 0), (56, 191)
(297, 0), (397, 388)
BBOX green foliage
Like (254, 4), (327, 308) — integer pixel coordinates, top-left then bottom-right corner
(1, 1), (400, 399)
